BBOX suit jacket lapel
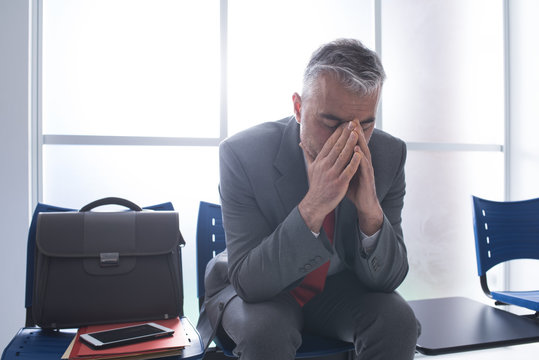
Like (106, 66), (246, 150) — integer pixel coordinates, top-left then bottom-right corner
(273, 118), (309, 215)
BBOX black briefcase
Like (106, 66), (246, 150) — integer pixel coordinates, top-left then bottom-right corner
(32, 197), (185, 329)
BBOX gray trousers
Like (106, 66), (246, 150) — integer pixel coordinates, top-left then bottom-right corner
(220, 270), (420, 360)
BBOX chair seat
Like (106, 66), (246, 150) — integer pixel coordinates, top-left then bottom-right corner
(492, 290), (539, 311)
(1, 327), (76, 360)
(2, 318), (205, 360)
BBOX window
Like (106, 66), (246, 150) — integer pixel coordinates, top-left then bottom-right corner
(227, 0), (374, 135)
(38, 0), (509, 322)
(41, 0), (222, 323)
(381, 0), (506, 301)
(42, 0), (221, 138)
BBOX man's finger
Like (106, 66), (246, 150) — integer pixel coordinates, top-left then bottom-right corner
(317, 125), (346, 160)
(357, 127), (372, 160)
(325, 122), (357, 165)
(333, 127), (359, 171)
(341, 146), (362, 181)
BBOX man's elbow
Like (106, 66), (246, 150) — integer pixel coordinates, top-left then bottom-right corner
(229, 268), (267, 303)
(363, 260), (409, 293)
(382, 261), (409, 292)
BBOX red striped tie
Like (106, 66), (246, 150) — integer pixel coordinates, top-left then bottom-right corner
(291, 210), (335, 306)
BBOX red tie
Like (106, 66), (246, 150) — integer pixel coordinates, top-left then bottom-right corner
(291, 210), (335, 306)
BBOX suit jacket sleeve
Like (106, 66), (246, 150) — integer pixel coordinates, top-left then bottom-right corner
(219, 138), (335, 303)
(343, 136), (408, 292)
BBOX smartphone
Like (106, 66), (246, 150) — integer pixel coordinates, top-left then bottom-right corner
(80, 322), (174, 349)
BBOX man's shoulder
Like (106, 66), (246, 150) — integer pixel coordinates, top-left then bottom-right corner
(223, 117), (291, 145)
(220, 116), (294, 154)
(369, 129), (407, 175)
(370, 128), (406, 154)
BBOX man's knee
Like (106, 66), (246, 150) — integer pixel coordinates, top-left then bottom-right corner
(221, 295), (302, 359)
(233, 308), (301, 345)
(227, 311), (302, 360)
(379, 293), (418, 334)
(354, 293), (418, 359)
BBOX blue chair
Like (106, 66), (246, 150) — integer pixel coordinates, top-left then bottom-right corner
(196, 201), (355, 359)
(25, 203), (75, 326)
(471, 195), (539, 315)
(3, 200), (205, 360)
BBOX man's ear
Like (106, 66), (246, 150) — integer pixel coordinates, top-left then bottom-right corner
(292, 93), (302, 124)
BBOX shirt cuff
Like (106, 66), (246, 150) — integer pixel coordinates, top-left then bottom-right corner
(360, 229), (380, 255)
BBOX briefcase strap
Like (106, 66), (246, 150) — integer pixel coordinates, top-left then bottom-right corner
(80, 197), (143, 212)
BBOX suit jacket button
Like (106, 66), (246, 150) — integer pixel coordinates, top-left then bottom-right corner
(305, 264), (312, 270)
(218, 302), (224, 310)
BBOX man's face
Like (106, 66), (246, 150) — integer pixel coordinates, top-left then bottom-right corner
(294, 74), (380, 160)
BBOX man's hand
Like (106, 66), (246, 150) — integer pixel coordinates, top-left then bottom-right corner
(346, 126), (383, 236)
(298, 122), (361, 233)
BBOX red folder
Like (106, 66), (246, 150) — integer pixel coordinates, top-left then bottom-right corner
(67, 318), (189, 360)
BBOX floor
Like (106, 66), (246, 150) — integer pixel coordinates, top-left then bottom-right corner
(415, 341), (539, 359)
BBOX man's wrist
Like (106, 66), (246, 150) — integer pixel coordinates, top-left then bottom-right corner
(298, 198), (326, 234)
(357, 206), (384, 236)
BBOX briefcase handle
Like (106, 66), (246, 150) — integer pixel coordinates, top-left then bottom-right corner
(80, 197), (143, 212)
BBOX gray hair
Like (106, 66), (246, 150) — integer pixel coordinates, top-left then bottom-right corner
(302, 39), (386, 99)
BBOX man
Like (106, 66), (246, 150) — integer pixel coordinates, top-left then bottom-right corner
(197, 39), (419, 360)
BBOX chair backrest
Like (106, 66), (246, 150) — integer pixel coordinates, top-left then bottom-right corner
(24, 201), (175, 326)
(25, 203), (75, 326)
(196, 201), (226, 306)
(472, 195), (539, 277)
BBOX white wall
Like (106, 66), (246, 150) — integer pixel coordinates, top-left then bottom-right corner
(0, 0), (32, 351)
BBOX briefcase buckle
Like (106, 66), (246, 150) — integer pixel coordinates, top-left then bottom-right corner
(100, 252), (120, 267)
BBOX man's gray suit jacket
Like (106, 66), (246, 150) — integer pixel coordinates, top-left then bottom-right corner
(197, 116), (409, 349)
